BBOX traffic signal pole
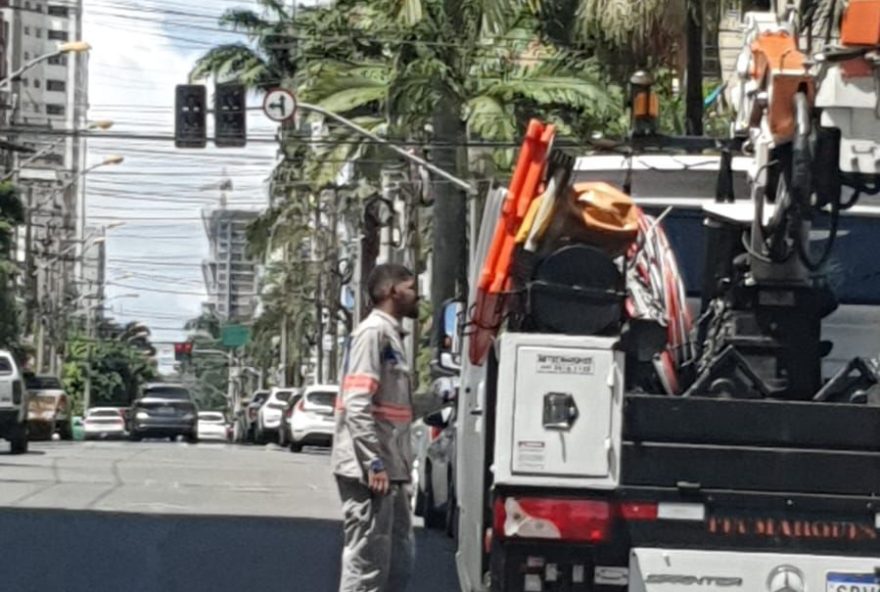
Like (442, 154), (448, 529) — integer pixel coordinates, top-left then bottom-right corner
(175, 86), (476, 194)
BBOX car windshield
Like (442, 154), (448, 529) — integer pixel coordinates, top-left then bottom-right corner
(0, 357), (13, 375)
(143, 386), (191, 400)
(307, 391), (337, 408)
(275, 390), (295, 402)
(26, 375), (62, 390)
(88, 409), (120, 418)
(199, 412), (224, 422)
(252, 392), (269, 404)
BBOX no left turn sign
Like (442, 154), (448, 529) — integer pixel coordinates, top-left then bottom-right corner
(263, 88), (297, 123)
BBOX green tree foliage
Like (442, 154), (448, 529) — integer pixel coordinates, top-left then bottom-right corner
(62, 335), (157, 415)
(180, 311), (229, 410)
(0, 182), (24, 353)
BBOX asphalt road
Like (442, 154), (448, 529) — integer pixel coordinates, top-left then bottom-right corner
(0, 440), (459, 592)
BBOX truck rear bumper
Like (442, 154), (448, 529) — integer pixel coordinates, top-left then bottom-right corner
(490, 543), (880, 592)
(630, 547), (880, 592)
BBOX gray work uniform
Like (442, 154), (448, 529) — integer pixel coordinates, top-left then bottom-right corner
(332, 309), (415, 592)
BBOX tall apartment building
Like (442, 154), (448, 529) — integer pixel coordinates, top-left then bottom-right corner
(202, 207), (259, 322)
(1, 0), (87, 371)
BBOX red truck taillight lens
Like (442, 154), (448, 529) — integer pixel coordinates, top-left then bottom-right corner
(618, 501), (658, 521)
(493, 496), (613, 543)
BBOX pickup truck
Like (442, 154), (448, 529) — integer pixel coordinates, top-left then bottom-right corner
(25, 374), (73, 440)
(0, 350), (28, 454)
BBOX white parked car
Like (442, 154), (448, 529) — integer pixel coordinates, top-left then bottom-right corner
(83, 407), (127, 440)
(288, 384), (338, 452)
(197, 411), (229, 442)
(0, 350), (28, 454)
(255, 387), (299, 444)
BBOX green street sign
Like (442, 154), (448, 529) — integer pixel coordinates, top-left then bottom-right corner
(221, 325), (251, 348)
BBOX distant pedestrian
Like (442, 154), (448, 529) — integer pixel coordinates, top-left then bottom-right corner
(332, 263), (419, 592)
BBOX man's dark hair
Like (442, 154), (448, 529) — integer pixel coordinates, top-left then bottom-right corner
(367, 263), (414, 305)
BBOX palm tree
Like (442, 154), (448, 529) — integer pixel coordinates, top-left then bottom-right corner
(192, 0), (623, 372)
(189, 0), (294, 89)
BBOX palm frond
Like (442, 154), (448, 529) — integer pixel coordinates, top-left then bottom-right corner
(190, 44), (269, 83)
(219, 9), (273, 35)
(466, 95), (516, 141)
(253, 0), (291, 19)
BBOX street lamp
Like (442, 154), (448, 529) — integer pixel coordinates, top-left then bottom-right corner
(36, 235), (105, 269)
(1, 121), (115, 183)
(0, 41), (91, 91)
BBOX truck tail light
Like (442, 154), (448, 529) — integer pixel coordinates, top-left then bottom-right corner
(12, 381), (22, 405)
(493, 496), (612, 543)
(618, 502), (658, 521)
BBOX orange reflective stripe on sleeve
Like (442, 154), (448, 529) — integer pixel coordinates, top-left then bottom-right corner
(342, 374), (379, 395)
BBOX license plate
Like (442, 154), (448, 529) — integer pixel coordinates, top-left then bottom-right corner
(156, 407), (174, 415)
(827, 572), (880, 592)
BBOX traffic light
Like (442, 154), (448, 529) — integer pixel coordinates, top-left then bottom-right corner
(175, 84), (207, 148)
(214, 83), (247, 148)
(174, 342), (193, 362)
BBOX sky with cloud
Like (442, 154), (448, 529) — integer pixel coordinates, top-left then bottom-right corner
(82, 0), (282, 369)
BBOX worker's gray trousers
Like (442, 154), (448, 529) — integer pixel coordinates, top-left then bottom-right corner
(337, 476), (415, 592)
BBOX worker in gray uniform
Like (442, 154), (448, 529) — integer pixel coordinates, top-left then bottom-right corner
(332, 263), (419, 592)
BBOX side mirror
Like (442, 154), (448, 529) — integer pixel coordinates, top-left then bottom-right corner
(423, 407), (451, 429)
(436, 299), (465, 373)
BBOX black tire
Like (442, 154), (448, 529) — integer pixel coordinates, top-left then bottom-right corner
(290, 441), (303, 453)
(58, 420), (73, 441)
(278, 427), (288, 447)
(414, 484), (426, 517)
(10, 422), (28, 455)
(445, 473), (458, 539)
(254, 428), (266, 445)
(129, 431), (142, 442)
(186, 432), (198, 444)
(423, 464), (444, 530)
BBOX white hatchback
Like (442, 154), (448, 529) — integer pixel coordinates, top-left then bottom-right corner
(288, 385), (338, 452)
(197, 411), (229, 442)
(83, 407), (127, 439)
(255, 387), (300, 444)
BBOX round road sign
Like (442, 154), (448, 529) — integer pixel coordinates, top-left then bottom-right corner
(263, 88), (297, 123)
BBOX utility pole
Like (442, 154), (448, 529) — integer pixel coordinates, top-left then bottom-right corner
(279, 243), (289, 386)
(83, 303), (94, 411)
(314, 192), (324, 384)
(685, 0), (705, 135)
(327, 187), (340, 383)
(23, 186), (34, 341)
(430, 105), (469, 348)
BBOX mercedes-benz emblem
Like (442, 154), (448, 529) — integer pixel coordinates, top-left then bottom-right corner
(767, 565), (805, 592)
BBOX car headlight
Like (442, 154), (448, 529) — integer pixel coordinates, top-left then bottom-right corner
(136, 411), (149, 420)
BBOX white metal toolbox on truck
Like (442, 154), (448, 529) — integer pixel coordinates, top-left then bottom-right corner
(493, 333), (623, 490)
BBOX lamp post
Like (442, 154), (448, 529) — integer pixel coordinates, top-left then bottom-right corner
(35, 234), (107, 374)
(2, 121), (114, 183)
(75, 155), (124, 286)
(0, 41), (91, 91)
